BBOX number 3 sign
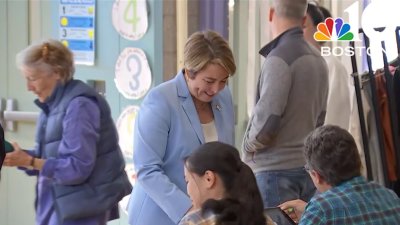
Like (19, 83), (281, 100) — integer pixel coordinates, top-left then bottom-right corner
(112, 0), (148, 41)
(115, 47), (152, 99)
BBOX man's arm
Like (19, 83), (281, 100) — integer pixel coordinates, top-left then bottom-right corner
(298, 200), (326, 225)
(279, 199), (307, 222)
(243, 57), (292, 152)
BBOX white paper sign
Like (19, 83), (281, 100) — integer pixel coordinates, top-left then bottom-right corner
(116, 105), (139, 213)
(59, 0), (96, 65)
(112, 0), (148, 41)
(115, 47), (152, 99)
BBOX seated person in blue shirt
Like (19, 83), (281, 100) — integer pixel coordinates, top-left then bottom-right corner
(279, 125), (400, 224)
(179, 141), (274, 225)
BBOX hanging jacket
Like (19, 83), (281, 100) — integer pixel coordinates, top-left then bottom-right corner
(376, 74), (398, 181)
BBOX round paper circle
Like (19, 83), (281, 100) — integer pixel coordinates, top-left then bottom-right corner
(116, 105), (140, 213)
(112, 0), (148, 41)
(114, 47), (152, 99)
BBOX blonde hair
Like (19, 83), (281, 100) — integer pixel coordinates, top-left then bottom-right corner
(183, 30), (236, 78)
(271, 0), (307, 20)
(16, 39), (75, 83)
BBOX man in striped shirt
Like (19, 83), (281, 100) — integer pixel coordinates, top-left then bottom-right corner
(281, 125), (400, 224)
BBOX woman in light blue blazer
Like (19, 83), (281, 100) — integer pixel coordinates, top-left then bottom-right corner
(128, 30), (236, 225)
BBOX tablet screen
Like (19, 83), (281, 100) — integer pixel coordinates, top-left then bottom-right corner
(264, 207), (297, 225)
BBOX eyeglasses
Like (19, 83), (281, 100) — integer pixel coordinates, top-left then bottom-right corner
(304, 164), (312, 172)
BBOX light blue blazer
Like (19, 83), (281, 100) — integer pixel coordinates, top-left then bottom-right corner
(128, 71), (234, 225)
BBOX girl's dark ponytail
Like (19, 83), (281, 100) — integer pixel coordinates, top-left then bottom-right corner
(186, 142), (266, 225)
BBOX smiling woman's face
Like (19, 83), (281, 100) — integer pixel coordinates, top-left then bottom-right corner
(22, 66), (61, 102)
(186, 63), (229, 103)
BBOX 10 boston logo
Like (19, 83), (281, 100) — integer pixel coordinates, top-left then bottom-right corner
(314, 1), (400, 57)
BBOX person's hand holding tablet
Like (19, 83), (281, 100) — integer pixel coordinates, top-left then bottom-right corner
(279, 199), (308, 224)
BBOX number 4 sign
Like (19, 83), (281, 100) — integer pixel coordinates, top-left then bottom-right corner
(112, 0), (148, 41)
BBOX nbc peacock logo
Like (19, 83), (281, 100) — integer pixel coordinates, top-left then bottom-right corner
(314, 17), (354, 41)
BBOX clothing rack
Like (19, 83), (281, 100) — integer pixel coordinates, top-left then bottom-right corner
(381, 40), (400, 182)
(349, 40), (373, 181)
(349, 27), (400, 190)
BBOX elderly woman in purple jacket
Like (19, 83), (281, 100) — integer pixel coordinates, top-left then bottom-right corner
(4, 39), (132, 225)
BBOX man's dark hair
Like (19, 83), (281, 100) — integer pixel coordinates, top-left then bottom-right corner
(307, 3), (324, 26)
(319, 6), (332, 20)
(304, 125), (362, 186)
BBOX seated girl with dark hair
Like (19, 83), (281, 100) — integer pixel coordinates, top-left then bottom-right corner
(179, 141), (274, 225)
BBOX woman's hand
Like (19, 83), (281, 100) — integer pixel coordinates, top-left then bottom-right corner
(279, 199), (307, 223)
(3, 142), (32, 168)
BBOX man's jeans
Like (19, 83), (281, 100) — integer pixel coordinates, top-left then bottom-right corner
(255, 167), (316, 208)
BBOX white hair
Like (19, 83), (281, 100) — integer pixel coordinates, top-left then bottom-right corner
(271, 0), (307, 20)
